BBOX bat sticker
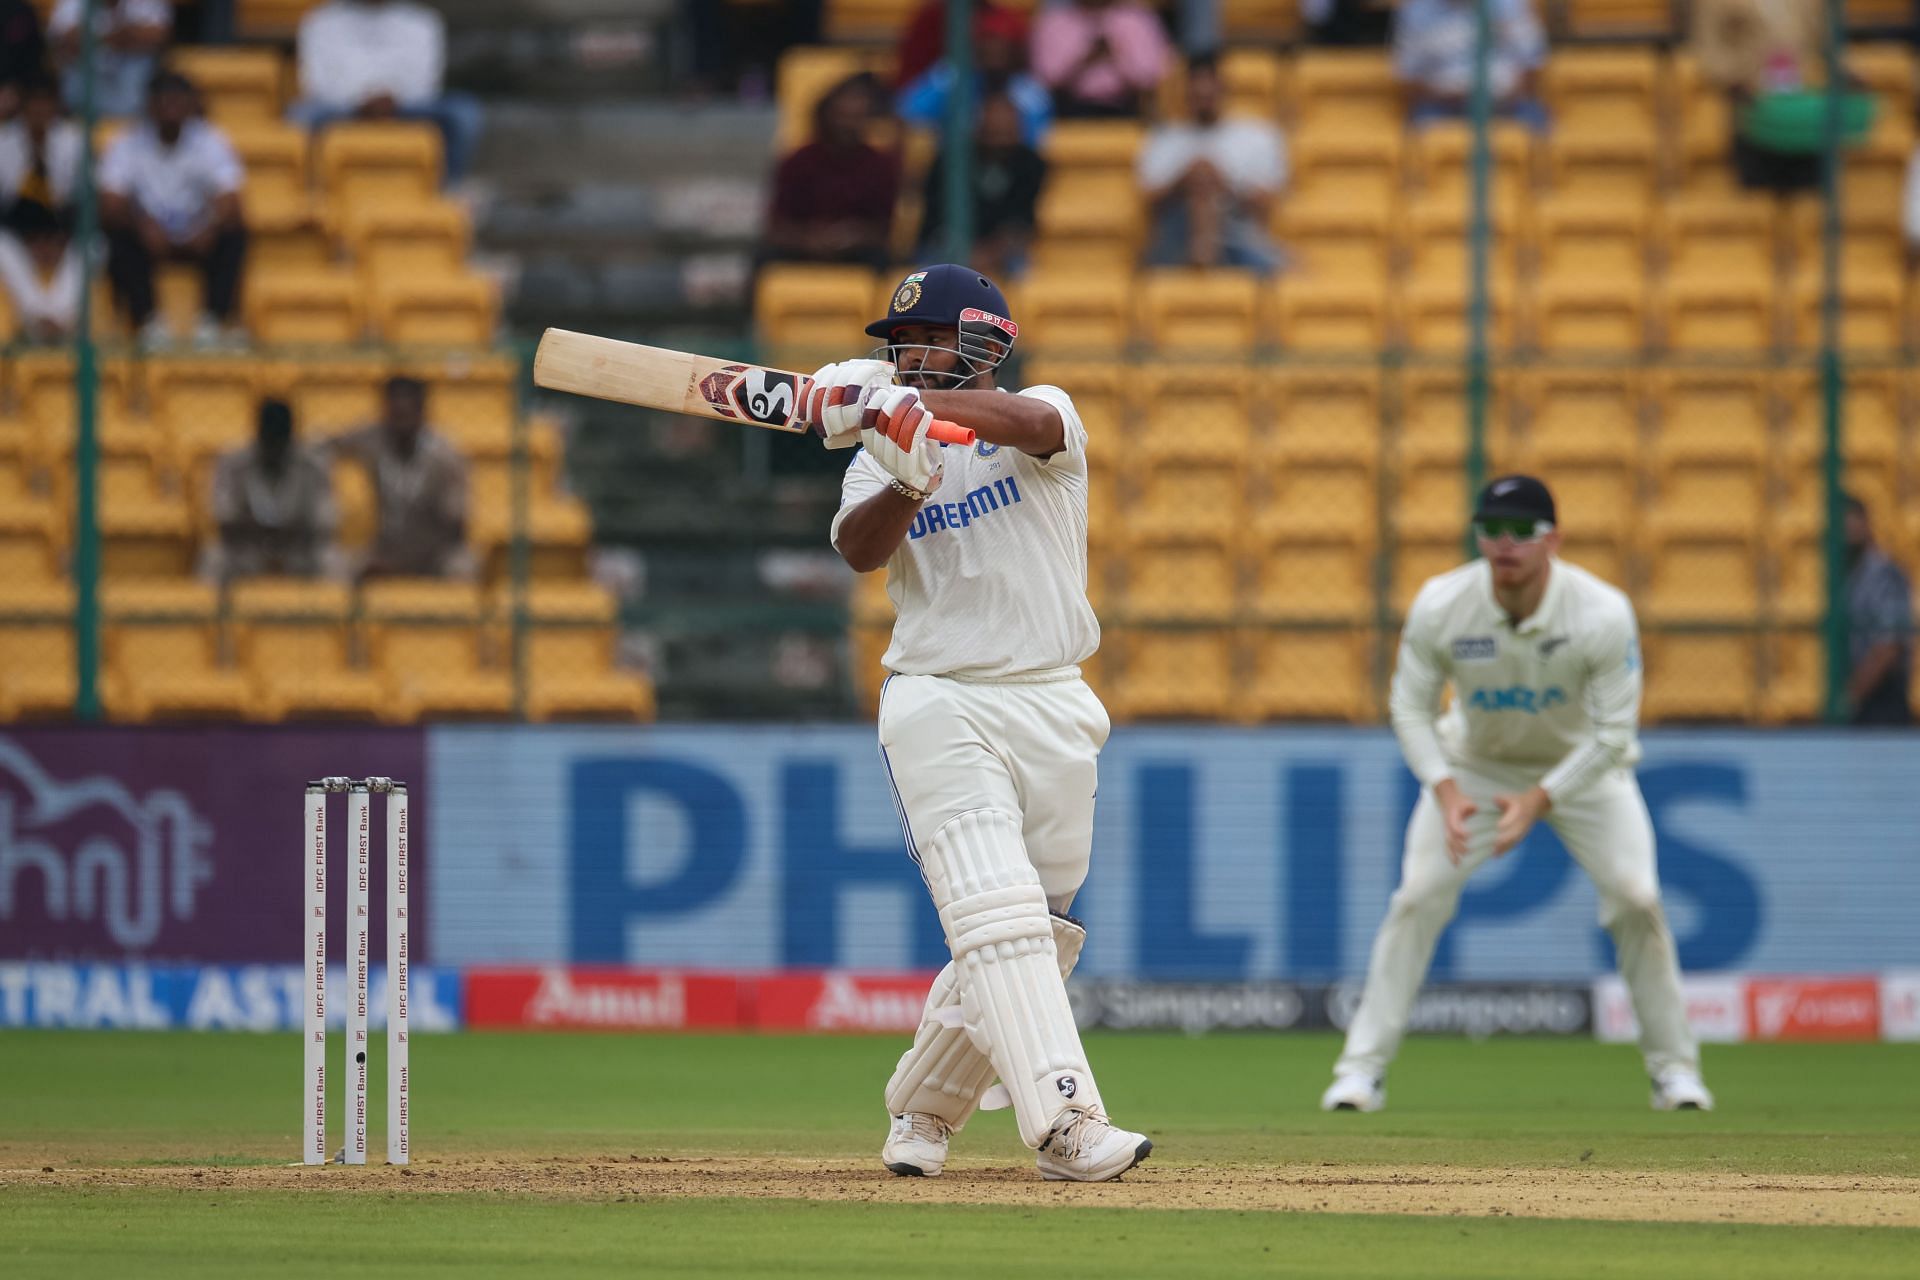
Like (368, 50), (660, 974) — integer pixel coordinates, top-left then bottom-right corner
(699, 365), (802, 429)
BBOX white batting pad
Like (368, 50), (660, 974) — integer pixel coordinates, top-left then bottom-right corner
(884, 910), (1089, 1129)
(924, 809), (1100, 1148)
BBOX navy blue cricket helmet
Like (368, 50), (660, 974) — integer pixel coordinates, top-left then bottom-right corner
(865, 263), (1018, 388)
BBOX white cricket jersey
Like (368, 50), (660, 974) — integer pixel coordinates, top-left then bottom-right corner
(831, 385), (1099, 680)
(1390, 557), (1643, 802)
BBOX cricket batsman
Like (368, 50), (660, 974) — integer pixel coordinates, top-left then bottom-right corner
(802, 264), (1152, 1181)
(1322, 475), (1715, 1114)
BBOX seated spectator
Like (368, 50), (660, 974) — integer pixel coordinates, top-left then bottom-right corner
(289, 0), (482, 185)
(898, 9), (1050, 147)
(1302, 0), (1394, 46)
(206, 399), (339, 583)
(1693, 0), (1831, 193)
(1138, 53), (1286, 275)
(325, 376), (474, 580)
(0, 0), (47, 122)
(1844, 494), (1914, 726)
(0, 77), (83, 220)
(99, 70), (247, 347)
(48, 0), (170, 119)
(917, 92), (1045, 280)
(1031, 0), (1172, 121)
(763, 75), (899, 270)
(895, 1), (1027, 90)
(0, 199), (83, 342)
(1393, 0), (1549, 133)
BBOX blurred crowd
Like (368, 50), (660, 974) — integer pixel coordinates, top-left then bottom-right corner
(0, 0), (475, 349)
(761, 0), (1920, 283)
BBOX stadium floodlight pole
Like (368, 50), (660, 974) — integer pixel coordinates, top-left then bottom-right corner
(1817, 0), (1849, 724)
(941, 0), (975, 267)
(1460, 0), (1493, 556)
(73, 0), (102, 721)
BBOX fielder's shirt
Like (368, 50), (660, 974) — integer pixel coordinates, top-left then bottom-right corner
(831, 385), (1098, 680)
(1390, 557), (1643, 802)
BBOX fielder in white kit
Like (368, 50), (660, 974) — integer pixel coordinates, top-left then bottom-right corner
(1323, 476), (1715, 1114)
(803, 264), (1152, 1181)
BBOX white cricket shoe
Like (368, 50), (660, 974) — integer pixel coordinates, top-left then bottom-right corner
(1321, 1073), (1386, 1112)
(1650, 1069), (1715, 1112)
(1035, 1110), (1152, 1182)
(881, 1112), (951, 1177)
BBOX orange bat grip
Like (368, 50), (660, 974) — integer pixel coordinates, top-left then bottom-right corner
(928, 419), (975, 446)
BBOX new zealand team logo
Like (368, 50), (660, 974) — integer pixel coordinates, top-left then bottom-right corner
(697, 365), (801, 429)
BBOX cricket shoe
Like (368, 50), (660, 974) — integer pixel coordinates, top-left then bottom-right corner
(1035, 1110), (1152, 1182)
(882, 1112), (951, 1177)
(1320, 1073), (1386, 1112)
(1650, 1069), (1715, 1112)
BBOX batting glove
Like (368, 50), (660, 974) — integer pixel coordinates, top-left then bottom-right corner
(804, 359), (896, 449)
(861, 388), (943, 497)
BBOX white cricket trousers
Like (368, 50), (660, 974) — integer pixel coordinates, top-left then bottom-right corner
(1336, 761), (1698, 1081)
(878, 670), (1109, 908)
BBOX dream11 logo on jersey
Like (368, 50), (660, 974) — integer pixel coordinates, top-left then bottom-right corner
(0, 737), (216, 952)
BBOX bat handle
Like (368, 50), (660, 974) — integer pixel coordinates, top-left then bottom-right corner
(929, 419), (975, 447)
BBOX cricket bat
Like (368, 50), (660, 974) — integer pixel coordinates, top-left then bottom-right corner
(532, 329), (976, 447)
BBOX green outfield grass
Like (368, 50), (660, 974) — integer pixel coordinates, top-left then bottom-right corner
(2, 1031), (1915, 1278)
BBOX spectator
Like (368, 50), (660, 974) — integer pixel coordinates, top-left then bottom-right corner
(326, 376), (474, 580)
(0, 77), (82, 220)
(1393, 0), (1549, 133)
(48, 0), (170, 119)
(289, 0), (482, 185)
(1844, 494), (1913, 726)
(0, 199), (83, 342)
(898, 8), (1051, 147)
(895, 1), (1027, 90)
(1302, 0), (1394, 46)
(763, 75), (900, 270)
(1138, 53), (1286, 274)
(206, 399), (339, 583)
(917, 92), (1045, 280)
(1031, 0), (1172, 120)
(99, 70), (247, 347)
(0, 0), (47, 122)
(1692, 0), (1831, 193)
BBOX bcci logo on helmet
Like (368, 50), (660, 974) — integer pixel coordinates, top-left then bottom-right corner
(892, 281), (922, 313)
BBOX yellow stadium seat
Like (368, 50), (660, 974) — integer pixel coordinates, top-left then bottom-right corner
(850, 620), (890, 717)
(169, 46), (286, 127)
(1288, 127), (1402, 208)
(152, 357), (262, 463)
(1789, 274), (1905, 354)
(1556, 531), (1631, 590)
(755, 264), (877, 356)
(1545, 129), (1658, 202)
(276, 355), (392, 435)
(821, 0), (918, 41)
(1043, 121), (1144, 180)
(1109, 627), (1233, 721)
(1246, 627), (1372, 722)
(1137, 270), (1261, 353)
(98, 455), (194, 580)
(1649, 453), (1767, 539)
(1543, 48), (1660, 136)
(401, 352), (520, 460)
(468, 462), (593, 581)
(1024, 359), (1126, 472)
(1248, 528), (1372, 623)
(1398, 366), (1512, 465)
(226, 122), (311, 233)
(249, 270), (364, 345)
(1394, 453), (1476, 545)
(1257, 367), (1383, 468)
(1520, 368), (1643, 467)
(1391, 537), (1467, 615)
(1663, 275), (1777, 353)
(1293, 51), (1398, 133)
(1033, 173), (1143, 272)
(1409, 122), (1536, 203)
(507, 582), (654, 722)
(373, 273), (500, 347)
(1536, 195), (1648, 281)
(231, 577), (387, 722)
(1563, 0), (1673, 39)
(1220, 47), (1287, 116)
(1664, 193), (1779, 281)
(1117, 533), (1239, 623)
(1773, 457), (1898, 547)
(1759, 629), (1823, 724)
(1541, 464), (1640, 546)
(774, 46), (884, 152)
(1653, 369), (1775, 463)
(1785, 187), (1905, 279)
(1641, 633), (1758, 722)
(1769, 525), (1827, 625)
(1015, 270), (1132, 354)
(1401, 277), (1523, 354)
(1403, 191), (1524, 288)
(364, 578), (513, 721)
(1220, 1), (1300, 42)
(0, 581), (76, 720)
(343, 200), (472, 280)
(1254, 450), (1378, 546)
(1670, 54), (1736, 193)
(1842, 111), (1914, 211)
(238, 0), (323, 38)
(1277, 199), (1395, 287)
(1536, 276), (1647, 353)
(1136, 364), (1253, 463)
(102, 579), (251, 722)
(0, 503), (60, 579)
(1780, 369), (1902, 469)
(1087, 468), (1122, 553)
(1643, 531), (1761, 623)
(1130, 460), (1245, 543)
(1851, 42), (1915, 122)
(12, 351), (141, 461)
(319, 123), (443, 219)
(1272, 276), (1390, 352)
